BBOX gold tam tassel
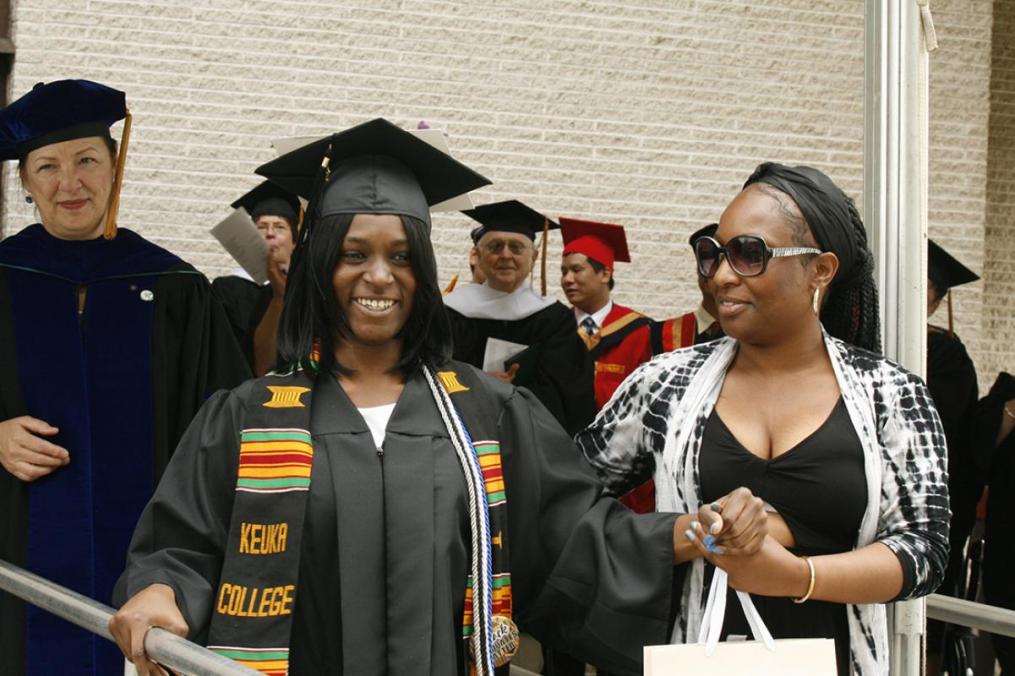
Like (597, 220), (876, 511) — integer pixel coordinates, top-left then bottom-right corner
(103, 109), (133, 240)
(443, 273), (460, 296)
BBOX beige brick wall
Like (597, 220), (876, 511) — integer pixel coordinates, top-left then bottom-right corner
(2, 0), (1011, 381)
(981, 0), (1015, 386)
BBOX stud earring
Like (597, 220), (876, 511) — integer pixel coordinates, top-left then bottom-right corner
(25, 195), (32, 204)
(812, 287), (821, 315)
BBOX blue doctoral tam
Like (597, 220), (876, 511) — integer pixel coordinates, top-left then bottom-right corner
(0, 79), (126, 161)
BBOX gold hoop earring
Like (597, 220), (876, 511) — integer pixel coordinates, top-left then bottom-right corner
(812, 287), (821, 315)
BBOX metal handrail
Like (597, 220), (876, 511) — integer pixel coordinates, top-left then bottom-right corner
(926, 593), (1015, 639)
(0, 559), (259, 676)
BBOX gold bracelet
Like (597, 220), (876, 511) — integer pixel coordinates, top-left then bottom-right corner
(793, 556), (816, 604)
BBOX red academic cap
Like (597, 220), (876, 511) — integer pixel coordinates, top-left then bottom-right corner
(560, 217), (630, 269)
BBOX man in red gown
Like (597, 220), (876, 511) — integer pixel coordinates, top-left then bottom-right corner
(559, 217), (656, 513)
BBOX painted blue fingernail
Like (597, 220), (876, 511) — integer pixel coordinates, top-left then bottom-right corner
(684, 529), (696, 541)
(703, 534), (716, 550)
(690, 520), (699, 531)
(711, 502), (722, 512)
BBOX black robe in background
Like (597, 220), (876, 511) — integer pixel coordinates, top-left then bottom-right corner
(115, 365), (677, 676)
(447, 302), (596, 437)
(926, 327), (980, 598)
(210, 275), (273, 371)
(972, 372), (1015, 669)
(0, 225), (251, 676)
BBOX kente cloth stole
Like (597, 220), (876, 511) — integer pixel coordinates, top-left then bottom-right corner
(207, 366), (515, 676)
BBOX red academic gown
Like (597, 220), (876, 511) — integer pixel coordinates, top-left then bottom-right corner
(577, 303), (656, 513)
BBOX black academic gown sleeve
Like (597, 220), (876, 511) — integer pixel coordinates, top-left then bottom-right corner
(210, 276), (272, 371)
(113, 386), (241, 641)
(524, 304), (596, 437)
(448, 303), (596, 437)
(926, 329), (980, 597)
(972, 373), (1015, 610)
(496, 383), (676, 675)
(152, 268), (252, 476)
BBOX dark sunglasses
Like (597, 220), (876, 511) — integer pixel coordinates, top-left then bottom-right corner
(694, 234), (822, 278)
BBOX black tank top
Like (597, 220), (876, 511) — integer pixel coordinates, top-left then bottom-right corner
(698, 397), (867, 676)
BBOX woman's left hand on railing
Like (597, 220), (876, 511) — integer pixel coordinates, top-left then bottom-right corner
(109, 583), (189, 676)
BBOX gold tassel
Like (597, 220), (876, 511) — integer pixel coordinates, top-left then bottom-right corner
(540, 217), (548, 297)
(103, 109), (133, 240)
(443, 273), (460, 296)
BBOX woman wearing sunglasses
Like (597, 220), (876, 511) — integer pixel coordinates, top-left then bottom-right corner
(577, 162), (948, 675)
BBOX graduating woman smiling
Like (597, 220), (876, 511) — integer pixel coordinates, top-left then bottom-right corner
(109, 119), (719, 676)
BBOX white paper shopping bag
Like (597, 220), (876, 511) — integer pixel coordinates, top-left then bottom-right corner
(644, 569), (836, 675)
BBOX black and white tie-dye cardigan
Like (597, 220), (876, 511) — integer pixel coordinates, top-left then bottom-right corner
(576, 332), (949, 675)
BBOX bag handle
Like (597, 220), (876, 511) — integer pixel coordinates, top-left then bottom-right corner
(697, 568), (776, 656)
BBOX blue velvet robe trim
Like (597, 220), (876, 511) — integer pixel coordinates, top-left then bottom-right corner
(0, 225), (186, 675)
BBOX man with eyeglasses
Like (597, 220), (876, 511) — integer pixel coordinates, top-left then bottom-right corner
(444, 200), (595, 437)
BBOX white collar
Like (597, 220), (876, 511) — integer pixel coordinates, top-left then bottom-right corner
(574, 300), (613, 330)
(443, 282), (555, 321)
(693, 303), (716, 335)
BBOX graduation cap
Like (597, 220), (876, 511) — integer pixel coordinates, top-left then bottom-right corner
(928, 239), (980, 335)
(255, 118), (490, 230)
(231, 180), (301, 227)
(560, 217), (630, 269)
(463, 200), (559, 296)
(462, 200), (559, 242)
(0, 79), (132, 240)
(928, 239), (979, 292)
(688, 222), (719, 248)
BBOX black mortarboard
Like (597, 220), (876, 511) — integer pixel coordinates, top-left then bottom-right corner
(462, 200), (559, 241)
(0, 80), (126, 161)
(688, 222), (718, 248)
(231, 181), (301, 226)
(255, 118), (490, 228)
(928, 239), (979, 293)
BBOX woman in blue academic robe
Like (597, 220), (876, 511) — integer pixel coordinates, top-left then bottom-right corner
(0, 79), (250, 676)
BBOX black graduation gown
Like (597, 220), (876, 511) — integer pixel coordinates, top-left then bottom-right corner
(115, 365), (677, 675)
(210, 275), (273, 371)
(926, 328), (980, 597)
(0, 225), (251, 676)
(972, 372), (1015, 609)
(446, 302), (596, 437)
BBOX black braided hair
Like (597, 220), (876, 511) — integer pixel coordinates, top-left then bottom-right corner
(819, 196), (882, 354)
(744, 162), (882, 355)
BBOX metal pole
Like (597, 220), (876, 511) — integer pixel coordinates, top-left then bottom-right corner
(926, 595), (1015, 639)
(0, 559), (259, 676)
(864, 1), (930, 675)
